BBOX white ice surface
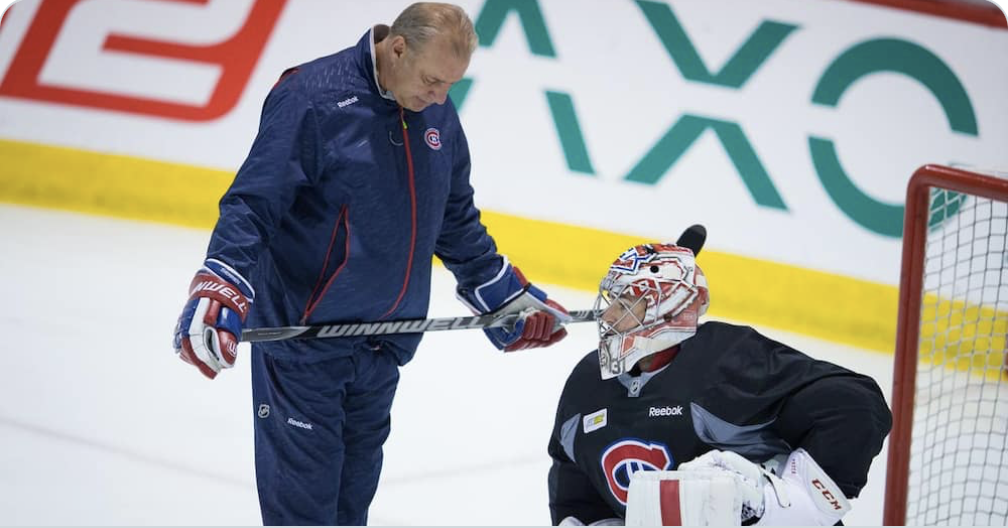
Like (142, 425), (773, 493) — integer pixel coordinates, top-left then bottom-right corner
(0, 204), (892, 525)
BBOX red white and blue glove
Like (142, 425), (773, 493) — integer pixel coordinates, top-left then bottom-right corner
(172, 259), (254, 379)
(458, 258), (571, 352)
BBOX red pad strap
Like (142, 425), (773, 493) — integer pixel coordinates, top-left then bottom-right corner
(660, 479), (683, 526)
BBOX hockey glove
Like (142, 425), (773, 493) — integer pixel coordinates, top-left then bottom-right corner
(676, 450), (771, 523)
(677, 448), (851, 526)
(172, 259), (254, 379)
(458, 259), (571, 352)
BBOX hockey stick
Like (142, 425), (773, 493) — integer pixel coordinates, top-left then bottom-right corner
(240, 224), (707, 343)
(241, 309), (599, 342)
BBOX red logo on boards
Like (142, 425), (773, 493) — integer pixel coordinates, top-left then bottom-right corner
(0, 0), (288, 121)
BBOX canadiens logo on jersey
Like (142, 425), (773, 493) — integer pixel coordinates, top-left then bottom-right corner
(600, 439), (674, 504)
(424, 127), (442, 150)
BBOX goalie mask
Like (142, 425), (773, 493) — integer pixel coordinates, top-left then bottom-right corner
(595, 243), (709, 379)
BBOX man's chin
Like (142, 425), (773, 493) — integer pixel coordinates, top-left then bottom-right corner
(416, 103), (435, 112)
(399, 98), (431, 112)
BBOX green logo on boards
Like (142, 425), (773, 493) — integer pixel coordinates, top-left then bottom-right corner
(453, 0), (979, 238)
(810, 38), (978, 237)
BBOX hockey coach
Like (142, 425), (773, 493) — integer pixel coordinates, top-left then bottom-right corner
(173, 3), (571, 525)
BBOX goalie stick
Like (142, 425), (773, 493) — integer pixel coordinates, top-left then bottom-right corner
(240, 224), (707, 343)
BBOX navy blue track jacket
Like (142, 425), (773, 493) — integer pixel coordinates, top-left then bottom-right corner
(206, 28), (503, 363)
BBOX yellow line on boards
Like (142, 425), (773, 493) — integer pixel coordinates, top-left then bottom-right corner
(0, 138), (899, 353)
(0, 139), (231, 228)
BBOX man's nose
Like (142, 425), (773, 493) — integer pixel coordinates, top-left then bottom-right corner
(431, 87), (448, 105)
(600, 305), (620, 325)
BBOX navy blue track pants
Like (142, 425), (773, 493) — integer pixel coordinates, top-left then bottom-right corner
(251, 344), (400, 525)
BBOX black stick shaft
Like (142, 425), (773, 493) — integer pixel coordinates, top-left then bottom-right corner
(241, 309), (598, 342)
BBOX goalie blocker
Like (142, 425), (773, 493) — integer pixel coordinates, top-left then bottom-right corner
(624, 449), (851, 526)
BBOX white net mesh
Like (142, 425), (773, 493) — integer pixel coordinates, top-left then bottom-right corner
(906, 186), (1008, 525)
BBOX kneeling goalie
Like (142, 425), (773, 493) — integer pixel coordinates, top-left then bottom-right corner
(547, 242), (891, 526)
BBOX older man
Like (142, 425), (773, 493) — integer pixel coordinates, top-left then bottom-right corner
(173, 3), (569, 524)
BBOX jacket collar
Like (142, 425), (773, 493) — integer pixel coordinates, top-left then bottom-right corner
(358, 26), (397, 103)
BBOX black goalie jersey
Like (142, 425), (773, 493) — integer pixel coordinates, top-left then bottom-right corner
(547, 321), (892, 525)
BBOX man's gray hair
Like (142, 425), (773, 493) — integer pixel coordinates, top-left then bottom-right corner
(391, 3), (479, 59)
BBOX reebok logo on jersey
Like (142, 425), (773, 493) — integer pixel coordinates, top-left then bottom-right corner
(648, 405), (683, 417)
(583, 408), (607, 433)
(287, 417), (313, 430)
(337, 95), (359, 108)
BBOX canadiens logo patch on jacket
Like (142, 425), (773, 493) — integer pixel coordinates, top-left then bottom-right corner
(424, 127), (442, 150)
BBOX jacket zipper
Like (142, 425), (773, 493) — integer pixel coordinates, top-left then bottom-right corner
(380, 107), (418, 319)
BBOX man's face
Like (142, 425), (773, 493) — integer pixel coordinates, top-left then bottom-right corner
(600, 290), (647, 334)
(392, 36), (469, 112)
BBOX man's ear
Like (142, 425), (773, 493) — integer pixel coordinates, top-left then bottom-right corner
(391, 35), (407, 60)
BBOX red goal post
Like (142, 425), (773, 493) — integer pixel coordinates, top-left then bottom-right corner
(883, 164), (1008, 525)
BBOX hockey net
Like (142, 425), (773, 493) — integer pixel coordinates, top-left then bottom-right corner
(884, 165), (1008, 525)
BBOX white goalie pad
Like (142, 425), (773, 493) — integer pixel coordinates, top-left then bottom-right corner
(625, 470), (744, 526)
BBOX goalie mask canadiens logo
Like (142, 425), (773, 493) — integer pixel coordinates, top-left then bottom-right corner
(611, 245), (655, 273)
(600, 439), (673, 505)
